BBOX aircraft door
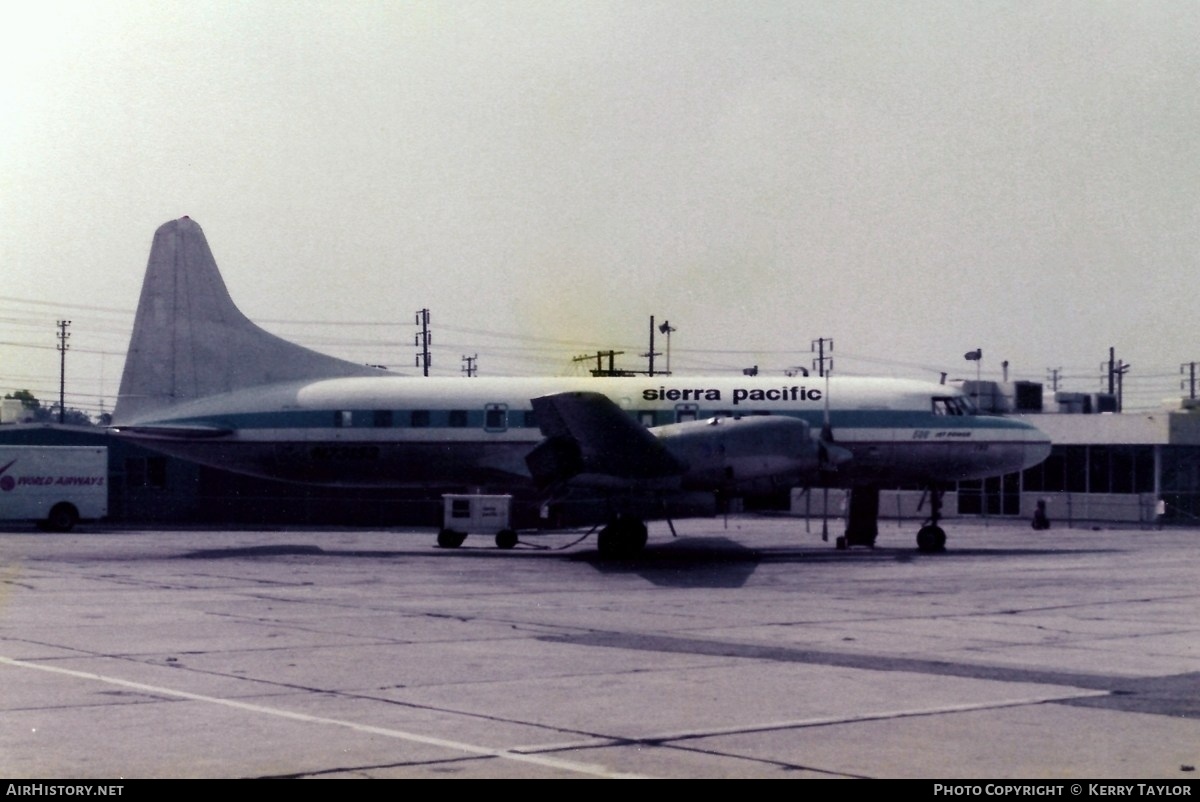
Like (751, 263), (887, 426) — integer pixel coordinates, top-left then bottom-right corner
(484, 403), (508, 432)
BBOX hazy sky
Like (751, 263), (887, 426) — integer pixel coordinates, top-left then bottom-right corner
(3, 1), (1198, 416)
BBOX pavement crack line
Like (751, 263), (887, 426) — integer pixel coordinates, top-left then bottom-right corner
(0, 655), (645, 779)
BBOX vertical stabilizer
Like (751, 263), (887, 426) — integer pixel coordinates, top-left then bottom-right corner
(114, 218), (382, 423)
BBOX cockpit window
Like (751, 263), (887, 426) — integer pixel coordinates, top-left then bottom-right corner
(932, 396), (976, 416)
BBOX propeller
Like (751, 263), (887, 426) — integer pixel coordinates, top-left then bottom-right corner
(816, 370), (852, 473)
(814, 370), (851, 543)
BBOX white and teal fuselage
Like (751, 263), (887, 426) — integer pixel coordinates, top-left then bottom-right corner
(118, 374), (1049, 491)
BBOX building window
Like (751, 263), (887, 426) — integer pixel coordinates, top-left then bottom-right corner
(126, 456), (167, 489)
(1064, 446), (1087, 493)
(1089, 447), (1112, 494)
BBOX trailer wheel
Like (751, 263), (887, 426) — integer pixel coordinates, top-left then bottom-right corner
(44, 503), (79, 533)
(436, 528), (467, 548)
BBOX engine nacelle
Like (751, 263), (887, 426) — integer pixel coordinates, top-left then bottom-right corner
(655, 415), (821, 492)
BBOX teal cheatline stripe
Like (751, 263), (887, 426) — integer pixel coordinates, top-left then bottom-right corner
(156, 406), (1031, 433)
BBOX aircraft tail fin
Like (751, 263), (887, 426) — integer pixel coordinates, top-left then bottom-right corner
(114, 217), (382, 424)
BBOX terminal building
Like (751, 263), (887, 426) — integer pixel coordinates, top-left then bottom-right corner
(3, 381), (1200, 529)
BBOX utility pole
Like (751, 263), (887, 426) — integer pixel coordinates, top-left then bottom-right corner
(811, 337), (834, 377)
(414, 308), (431, 377)
(964, 348), (982, 403)
(1102, 347), (1130, 411)
(643, 316), (662, 377)
(573, 351), (630, 377)
(1115, 360), (1130, 412)
(658, 319), (675, 375)
(1107, 347), (1115, 396)
(461, 354), (477, 377)
(1182, 362), (1198, 400)
(1046, 367), (1062, 392)
(56, 320), (70, 424)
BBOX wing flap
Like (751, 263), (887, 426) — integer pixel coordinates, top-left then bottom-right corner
(527, 392), (685, 487)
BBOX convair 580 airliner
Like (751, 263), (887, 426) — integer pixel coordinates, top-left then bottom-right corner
(111, 218), (1051, 556)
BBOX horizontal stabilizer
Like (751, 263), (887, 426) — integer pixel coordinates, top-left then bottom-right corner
(107, 423), (234, 440)
(527, 392), (686, 487)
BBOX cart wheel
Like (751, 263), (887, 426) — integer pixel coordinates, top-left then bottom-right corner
(437, 528), (467, 548)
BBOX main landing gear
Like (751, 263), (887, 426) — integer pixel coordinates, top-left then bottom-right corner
(596, 515), (648, 559)
(838, 487), (880, 549)
(916, 486), (947, 553)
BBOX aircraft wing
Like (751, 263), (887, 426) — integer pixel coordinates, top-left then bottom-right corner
(526, 391), (686, 488)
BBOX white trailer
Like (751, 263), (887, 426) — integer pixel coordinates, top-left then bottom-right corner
(0, 446), (108, 531)
(437, 494), (517, 549)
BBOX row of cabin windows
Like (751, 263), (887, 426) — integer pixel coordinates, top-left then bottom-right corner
(333, 408), (527, 429)
(331, 408), (775, 429)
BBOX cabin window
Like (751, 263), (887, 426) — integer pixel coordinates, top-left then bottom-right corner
(638, 410), (657, 427)
(449, 410), (468, 428)
(411, 410), (430, 428)
(523, 410), (537, 429)
(675, 403), (699, 423)
(484, 403), (508, 432)
(334, 410), (353, 427)
(373, 410), (393, 428)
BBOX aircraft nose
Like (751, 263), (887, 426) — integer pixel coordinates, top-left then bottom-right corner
(1022, 425), (1052, 470)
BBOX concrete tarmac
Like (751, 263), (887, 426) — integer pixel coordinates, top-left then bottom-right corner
(1, 516), (1197, 779)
